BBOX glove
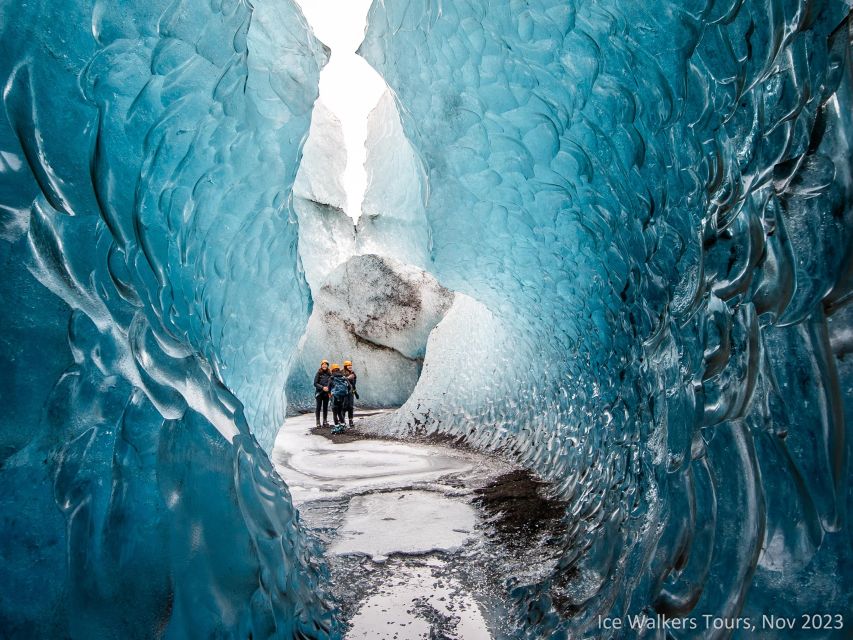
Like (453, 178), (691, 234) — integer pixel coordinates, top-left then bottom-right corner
(354, 391), (360, 400)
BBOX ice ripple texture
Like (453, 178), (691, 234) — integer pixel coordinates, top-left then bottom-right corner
(360, 0), (853, 637)
(0, 0), (336, 637)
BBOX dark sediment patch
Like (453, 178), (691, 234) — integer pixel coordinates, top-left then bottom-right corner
(473, 469), (567, 541)
(310, 424), (365, 444)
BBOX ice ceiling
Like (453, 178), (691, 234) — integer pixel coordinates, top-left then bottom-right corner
(0, 0), (851, 638)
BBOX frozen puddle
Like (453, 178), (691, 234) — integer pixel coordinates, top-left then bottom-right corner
(272, 411), (522, 638)
(273, 411), (478, 503)
(331, 490), (477, 562)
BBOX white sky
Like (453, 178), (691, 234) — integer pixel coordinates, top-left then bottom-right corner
(294, 0), (388, 222)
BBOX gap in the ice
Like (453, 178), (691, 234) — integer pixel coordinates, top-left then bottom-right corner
(294, 0), (387, 223)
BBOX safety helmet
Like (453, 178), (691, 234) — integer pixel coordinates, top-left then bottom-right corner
(331, 363), (341, 371)
(343, 360), (352, 367)
(320, 359), (329, 366)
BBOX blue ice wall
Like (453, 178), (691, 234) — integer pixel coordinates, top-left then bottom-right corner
(0, 0), (336, 636)
(361, 0), (853, 636)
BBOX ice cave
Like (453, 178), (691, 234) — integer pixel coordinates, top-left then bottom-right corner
(0, 0), (851, 638)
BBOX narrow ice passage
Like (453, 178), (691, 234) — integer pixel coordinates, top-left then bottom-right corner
(0, 0), (851, 638)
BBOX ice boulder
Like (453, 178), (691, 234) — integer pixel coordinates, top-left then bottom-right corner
(287, 254), (454, 409)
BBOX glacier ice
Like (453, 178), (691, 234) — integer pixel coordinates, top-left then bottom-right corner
(292, 90), (429, 285)
(358, 90), (431, 270)
(360, 0), (853, 635)
(288, 91), (443, 410)
(0, 0), (337, 636)
(292, 100), (357, 293)
(1, 0), (851, 636)
(286, 254), (454, 410)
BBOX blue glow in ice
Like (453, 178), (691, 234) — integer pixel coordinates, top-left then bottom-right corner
(1, 0), (851, 637)
(0, 0), (336, 637)
(360, 0), (853, 635)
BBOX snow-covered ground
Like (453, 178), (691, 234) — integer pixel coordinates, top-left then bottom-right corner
(272, 411), (564, 639)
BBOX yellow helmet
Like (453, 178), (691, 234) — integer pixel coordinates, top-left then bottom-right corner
(343, 360), (352, 367)
(331, 363), (341, 371)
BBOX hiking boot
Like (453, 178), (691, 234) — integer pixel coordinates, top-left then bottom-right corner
(323, 421), (329, 428)
(348, 420), (354, 428)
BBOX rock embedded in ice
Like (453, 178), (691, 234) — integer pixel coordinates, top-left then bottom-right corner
(316, 254), (454, 359)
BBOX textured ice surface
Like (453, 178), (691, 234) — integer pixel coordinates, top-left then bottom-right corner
(0, 0), (336, 636)
(358, 91), (431, 270)
(287, 254), (454, 409)
(293, 100), (357, 292)
(361, 0), (853, 635)
(3, 0), (852, 636)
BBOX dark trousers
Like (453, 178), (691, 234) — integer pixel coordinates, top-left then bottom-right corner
(315, 394), (329, 424)
(332, 396), (347, 425)
(346, 395), (355, 421)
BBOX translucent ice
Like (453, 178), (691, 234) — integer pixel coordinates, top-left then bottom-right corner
(360, 0), (853, 635)
(0, 0), (336, 636)
(1, 0), (851, 636)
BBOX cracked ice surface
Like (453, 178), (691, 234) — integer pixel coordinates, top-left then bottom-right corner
(361, 0), (853, 636)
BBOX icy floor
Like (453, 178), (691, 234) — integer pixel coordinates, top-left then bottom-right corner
(272, 411), (561, 639)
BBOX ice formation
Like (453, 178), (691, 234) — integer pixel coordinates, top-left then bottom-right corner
(360, 0), (853, 636)
(1, 0), (851, 637)
(292, 100), (357, 292)
(358, 90), (431, 270)
(288, 91), (440, 410)
(0, 0), (336, 636)
(286, 254), (454, 409)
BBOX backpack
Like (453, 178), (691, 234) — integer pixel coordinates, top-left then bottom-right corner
(330, 375), (350, 400)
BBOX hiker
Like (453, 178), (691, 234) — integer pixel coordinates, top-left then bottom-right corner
(329, 363), (352, 433)
(343, 360), (358, 428)
(313, 359), (332, 427)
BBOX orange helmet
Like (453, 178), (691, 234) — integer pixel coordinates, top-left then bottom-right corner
(343, 360), (352, 367)
(331, 363), (341, 371)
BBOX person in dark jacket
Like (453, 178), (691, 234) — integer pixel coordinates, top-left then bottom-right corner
(328, 363), (352, 433)
(343, 360), (358, 428)
(313, 360), (332, 427)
